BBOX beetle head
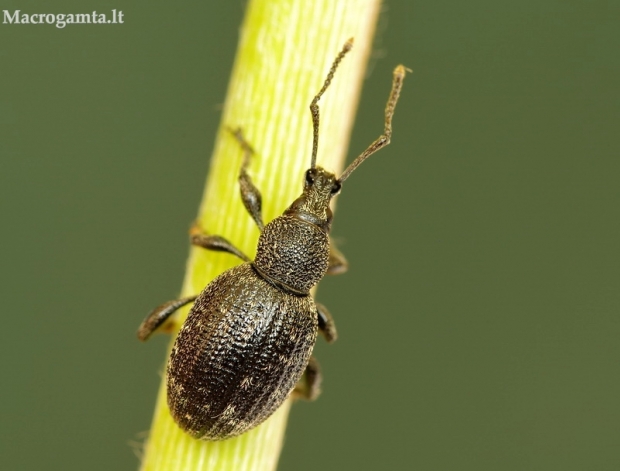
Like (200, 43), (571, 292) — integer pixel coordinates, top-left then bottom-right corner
(282, 42), (406, 235)
(283, 167), (341, 233)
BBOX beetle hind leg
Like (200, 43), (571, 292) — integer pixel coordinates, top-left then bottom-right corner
(137, 295), (197, 341)
(294, 356), (322, 401)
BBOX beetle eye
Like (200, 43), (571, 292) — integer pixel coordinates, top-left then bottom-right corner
(305, 169), (315, 186)
(330, 180), (342, 195)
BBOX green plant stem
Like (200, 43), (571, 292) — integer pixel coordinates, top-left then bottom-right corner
(139, 1), (381, 469)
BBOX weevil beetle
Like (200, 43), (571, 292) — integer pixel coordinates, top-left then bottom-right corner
(137, 39), (407, 440)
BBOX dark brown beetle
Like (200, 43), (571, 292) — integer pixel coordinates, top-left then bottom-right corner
(137, 39), (406, 440)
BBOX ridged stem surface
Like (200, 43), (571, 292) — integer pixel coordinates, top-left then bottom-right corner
(139, 1), (381, 469)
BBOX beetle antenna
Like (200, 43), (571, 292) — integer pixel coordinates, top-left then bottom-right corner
(338, 65), (407, 183)
(310, 38), (354, 169)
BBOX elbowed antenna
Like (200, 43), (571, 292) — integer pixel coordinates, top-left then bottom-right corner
(310, 38), (354, 169)
(338, 65), (407, 183)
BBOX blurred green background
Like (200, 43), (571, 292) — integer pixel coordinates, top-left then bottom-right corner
(1, 1), (619, 470)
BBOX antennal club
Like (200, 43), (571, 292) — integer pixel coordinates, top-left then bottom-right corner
(310, 38), (354, 169)
(338, 65), (407, 183)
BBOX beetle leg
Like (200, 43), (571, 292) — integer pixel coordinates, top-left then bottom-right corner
(137, 295), (198, 341)
(316, 302), (338, 343)
(227, 126), (265, 231)
(190, 225), (251, 263)
(294, 356), (322, 401)
(327, 241), (348, 275)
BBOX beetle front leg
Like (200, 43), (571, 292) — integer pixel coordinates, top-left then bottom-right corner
(316, 302), (337, 343)
(137, 296), (198, 341)
(327, 241), (348, 275)
(294, 356), (322, 401)
(228, 127), (265, 231)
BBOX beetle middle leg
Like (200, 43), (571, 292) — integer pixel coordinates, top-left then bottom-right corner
(316, 302), (338, 343)
(228, 126), (265, 231)
(294, 356), (322, 401)
(190, 225), (251, 263)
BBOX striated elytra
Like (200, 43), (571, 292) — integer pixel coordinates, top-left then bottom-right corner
(137, 39), (407, 440)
